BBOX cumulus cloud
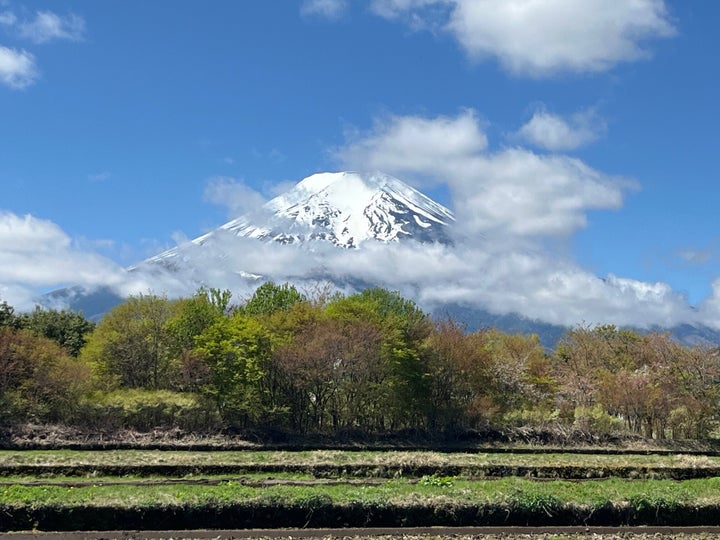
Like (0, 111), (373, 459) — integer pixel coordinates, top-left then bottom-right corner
(0, 45), (37, 88)
(203, 176), (267, 218)
(336, 110), (487, 184)
(0, 212), (126, 309)
(371, 0), (675, 76)
(516, 108), (607, 151)
(337, 110), (627, 238)
(301, 0), (349, 19)
(304, 108), (708, 329)
(19, 11), (85, 43)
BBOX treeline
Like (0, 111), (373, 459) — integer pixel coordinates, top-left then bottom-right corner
(0, 284), (718, 440)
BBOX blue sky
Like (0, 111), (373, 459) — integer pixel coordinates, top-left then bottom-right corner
(1, 0), (719, 328)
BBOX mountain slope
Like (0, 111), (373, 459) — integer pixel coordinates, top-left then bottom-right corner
(145, 171), (454, 268)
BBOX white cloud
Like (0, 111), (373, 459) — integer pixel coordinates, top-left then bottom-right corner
(124, 232), (698, 331)
(203, 176), (267, 218)
(336, 110), (627, 238)
(336, 110), (487, 183)
(516, 108), (606, 151)
(301, 0), (349, 19)
(371, 0), (675, 76)
(17, 107), (691, 334)
(0, 45), (37, 88)
(452, 149), (626, 238)
(0, 212), (126, 309)
(19, 10), (85, 44)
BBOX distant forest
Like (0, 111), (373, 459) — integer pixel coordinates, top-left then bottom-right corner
(0, 283), (717, 440)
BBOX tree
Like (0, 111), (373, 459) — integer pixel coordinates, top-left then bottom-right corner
(17, 307), (95, 357)
(423, 319), (493, 430)
(81, 295), (177, 389)
(324, 288), (432, 428)
(0, 328), (90, 423)
(482, 330), (553, 414)
(273, 317), (384, 432)
(243, 282), (305, 317)
(194, 313), (272, 426)
(0, 301), (18, 329)
(165, 288), (230, 358)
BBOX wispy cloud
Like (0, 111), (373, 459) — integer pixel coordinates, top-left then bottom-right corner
(301, 0), (349, 20)
(203, 176), (267, 219)
(0, 45), (37, 89)
(87, 171), (111, 183)
(0, 8), (86, 89)
(0, 10), (16, 26)
(678, 248), (713, 265)
(515, 107), (607, 151)
(370, 0), (675, 76)
(19, 10), (85, 44)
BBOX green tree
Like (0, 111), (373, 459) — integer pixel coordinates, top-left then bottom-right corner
(243, 282), (306, 317)
(194, 313), (272, 426)
(325, 288), (432, 428)
(0, 301), (18, 329)
(81, 295), (177, 389)
(165, 289), (230, 358)
(17, 307), (95, 357)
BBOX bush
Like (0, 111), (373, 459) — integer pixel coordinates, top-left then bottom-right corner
(75, 389), (220, 432)
(573, 405), (623, 434)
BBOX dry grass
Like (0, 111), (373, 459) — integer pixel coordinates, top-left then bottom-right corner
(2, 449), (720, 470)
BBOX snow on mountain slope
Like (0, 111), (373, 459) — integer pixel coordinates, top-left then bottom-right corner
(146, 171), (455, 266)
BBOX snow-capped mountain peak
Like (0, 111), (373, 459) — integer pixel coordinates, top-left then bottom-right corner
(148, 172), (454, 266)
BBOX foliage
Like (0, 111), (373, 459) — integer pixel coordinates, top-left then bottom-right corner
(0, 301), (19, 329)
(325, 288), (432, 429)
(0, 328), (90, 423)
(80, 294), (177, 390)
(194, 313), (272, 426)
(77, 389), (220, 431)
(3, 286), (720, 441)
(243, 282), (305, 317)
(17, 307), (95, 357)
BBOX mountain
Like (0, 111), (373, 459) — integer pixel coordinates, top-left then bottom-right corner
(40, 171), (720, 348)
(143, 171), (455, 270)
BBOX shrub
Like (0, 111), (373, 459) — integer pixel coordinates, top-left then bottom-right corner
(573, 404), (623, 434)
(75, 389), (220, 432)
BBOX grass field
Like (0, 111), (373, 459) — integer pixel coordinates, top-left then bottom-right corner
(3, 449), (720, 468)
(2, 449), (720, 531)
(0, 449), (719, 479)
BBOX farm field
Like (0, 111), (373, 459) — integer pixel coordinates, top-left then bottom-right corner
(2, 450), (720, 531)
(2, 449), (720, 479)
